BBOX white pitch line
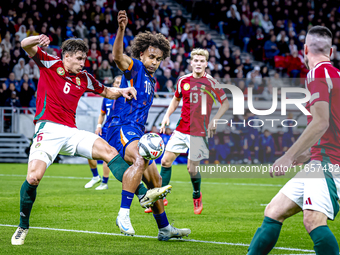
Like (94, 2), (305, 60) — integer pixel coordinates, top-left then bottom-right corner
(0, 224), (315, 253)
(0, 174), (283, 187)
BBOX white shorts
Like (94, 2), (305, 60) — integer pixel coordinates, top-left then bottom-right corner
(280, 160), (340, 220)
(29, 121), (100, 168)
(165, 130), (209, 161)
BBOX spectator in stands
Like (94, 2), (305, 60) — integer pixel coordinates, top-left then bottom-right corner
(216, 134), (233, 164)
(0, 83), (7, 106)
(5, 83), (19, 101)
(75, 20), (88, 39)
(246, 66), (262, 89)
(26, 25), (39, 37)
(205, 33), (216, 49)
(239, 16), (253, 52)
(50, 27), (63, 48)
(259, 129), (275, 163)
(288, 38), (298, 54)
(262, 81), (273, 101)
(264, 35), (279, 67)
(1, 33), (13, 53)
(97, 60), (113, 85)
(1, 16), (16, 38)
(157, 68), (176, 89)
(24, 59), (40, 86)
(160, 80), (175, 98)
(20, 73), (36, 91)
(29, 91), (37, 108)
(13, 58), (25, 82)
(170, 17), (184, 37)
(19, 82), (34, 107)
(101, 43), (112, 61)
(286, 50), (304, 85)
(183, 31), (195, 52)
(277, 31), (290, 56)
(0, 56), (11, 80)
(251, 28), (265, 61)
(5, 90), (21, 109)
(261, 14), (274, 34)
(5, 73), (19, 90)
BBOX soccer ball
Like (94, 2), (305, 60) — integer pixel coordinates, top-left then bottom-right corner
(138, 133), (165, 160)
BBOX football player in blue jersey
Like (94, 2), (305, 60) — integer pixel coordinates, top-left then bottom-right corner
(106, 10), (191, 240)
(85, 75), (122, 190)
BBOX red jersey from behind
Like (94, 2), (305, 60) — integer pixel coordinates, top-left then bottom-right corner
(305, 61), (340, 165)
(174, 73), (227, 137)
(32, 47), (104, 128)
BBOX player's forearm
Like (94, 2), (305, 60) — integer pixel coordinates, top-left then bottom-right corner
(21, 36), (40, 56)
(285, 120), (328, 160)
(112, 27), (126, 63)
(101, 87), (121, 100)
(97, 113), (105, 125)
(165, 96), (181, 117)
(210, 100), (229, 123)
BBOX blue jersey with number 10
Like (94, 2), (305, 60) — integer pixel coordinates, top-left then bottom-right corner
(109, 58), (155, 132)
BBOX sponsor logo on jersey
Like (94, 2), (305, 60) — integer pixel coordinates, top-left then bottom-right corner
(127, 131), (136, 135)
(35, 143), (41, 148)
(76, 77), (81, 86)
(183, 83), (190, 91)
(305, 197), (312, 205)
(57, 67), (65, 76)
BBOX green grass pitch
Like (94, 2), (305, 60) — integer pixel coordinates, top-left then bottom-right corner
(0, 163), (339, 254)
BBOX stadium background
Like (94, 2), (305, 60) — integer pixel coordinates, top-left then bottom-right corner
(1, 1), (340, 254)
(0, 0), (331, 164)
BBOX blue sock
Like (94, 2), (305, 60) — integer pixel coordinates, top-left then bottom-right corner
(102, 177), (109, 184)
(90, 168), (99, 177)
(153, 211), (169, 229)
(121, 190), (134, 209)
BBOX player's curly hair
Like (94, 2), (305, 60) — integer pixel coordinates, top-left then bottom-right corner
(61, 39), (88, 56)
(131, 31), (170, 60)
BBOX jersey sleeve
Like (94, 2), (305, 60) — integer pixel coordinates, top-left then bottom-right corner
(307, 67), (330, 106)
(85, 71), (105, 94)
(123, 58), (143, 87)
(175, 78), (183, 98)
(101, 98), (106, 114)
(208, 76), (228, 103)
(32, 47), (61, 69)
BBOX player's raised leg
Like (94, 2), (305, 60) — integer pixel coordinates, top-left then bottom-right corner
(85, 159), (101, 188)
(247, 192), (301, 254)
(142, 161), (191, 241)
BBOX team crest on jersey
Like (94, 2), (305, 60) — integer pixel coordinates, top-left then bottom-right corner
(76, 77), (81, 86)
(35, 143), (41, 148)
(57, 67), (65, 76)
(183, 83), (190, 91)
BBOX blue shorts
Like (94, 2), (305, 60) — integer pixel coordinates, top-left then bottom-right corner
(106, 125), (153, 165)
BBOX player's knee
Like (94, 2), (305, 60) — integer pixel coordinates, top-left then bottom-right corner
(303, 210), (325, 233)
(264, 202), (280, 220)
(103, 144), (118, 161)
(161, 157), (172, 168)
(134, 156), (148, 171)
(27, 172), (42, 185)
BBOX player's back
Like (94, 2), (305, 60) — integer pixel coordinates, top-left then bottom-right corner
(305, 61), (340, 164)
(109, 58), (155, 132)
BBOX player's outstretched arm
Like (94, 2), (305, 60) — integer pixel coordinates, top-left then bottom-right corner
(271, 101), (329, 177)
(160, 96), (181, 133)
(100, 86), (137, 100)
(21, 35), (50, 57)
(112, 10), (132, 71)
(207, 99), (230, 138)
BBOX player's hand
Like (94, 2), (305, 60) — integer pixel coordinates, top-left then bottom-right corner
(270, 154), (294, 177)
(117, 10), (128, 30)
(39, 34), (50, 47)
(207, 121), (217, 138)
(160, 115), (170, 134)
(121, 87), (137, 100)
(95, 127), (102, 136)
(292, 149), (311, 166)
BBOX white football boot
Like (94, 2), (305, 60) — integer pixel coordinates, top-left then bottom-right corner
(116, 212), (135, 236)
(139, 185), (172, 208)
(84, 176), (101, 188)
(95, 183), (108, 190)
(11, 227), (29, 245)
(158, 224), (191, 241)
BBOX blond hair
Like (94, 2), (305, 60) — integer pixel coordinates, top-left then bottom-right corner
(190, 48), (209, 61)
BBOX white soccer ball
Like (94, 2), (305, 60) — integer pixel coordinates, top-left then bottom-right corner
(138, 133), (165, 160)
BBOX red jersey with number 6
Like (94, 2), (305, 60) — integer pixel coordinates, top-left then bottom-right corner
(32, 47), (104, 128)
(174, 72), (227, 137)
(305, 61), (340, 165)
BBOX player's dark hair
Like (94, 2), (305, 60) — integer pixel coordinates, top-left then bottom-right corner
(131, 31), (170, 60)
(308, 26), (333, 39)
(61, 39), (88, 56)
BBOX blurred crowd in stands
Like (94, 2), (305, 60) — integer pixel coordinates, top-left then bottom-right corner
(0, 0), (335, 161)
(1, 0), (340, 107)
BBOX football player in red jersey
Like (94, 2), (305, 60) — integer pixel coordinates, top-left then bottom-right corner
(11, 35), (137, 245)
(248, 26), (340, 255)
(157, 48), (229, 214)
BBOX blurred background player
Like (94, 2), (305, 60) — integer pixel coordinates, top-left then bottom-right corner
(106, 10), (190, 239)
(248, 26), (340, 255)
(242, 110), (260, 164)
(259, 129), (275, 163)
(85, 75), (122, 190)
(159, 48), (229, 214)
